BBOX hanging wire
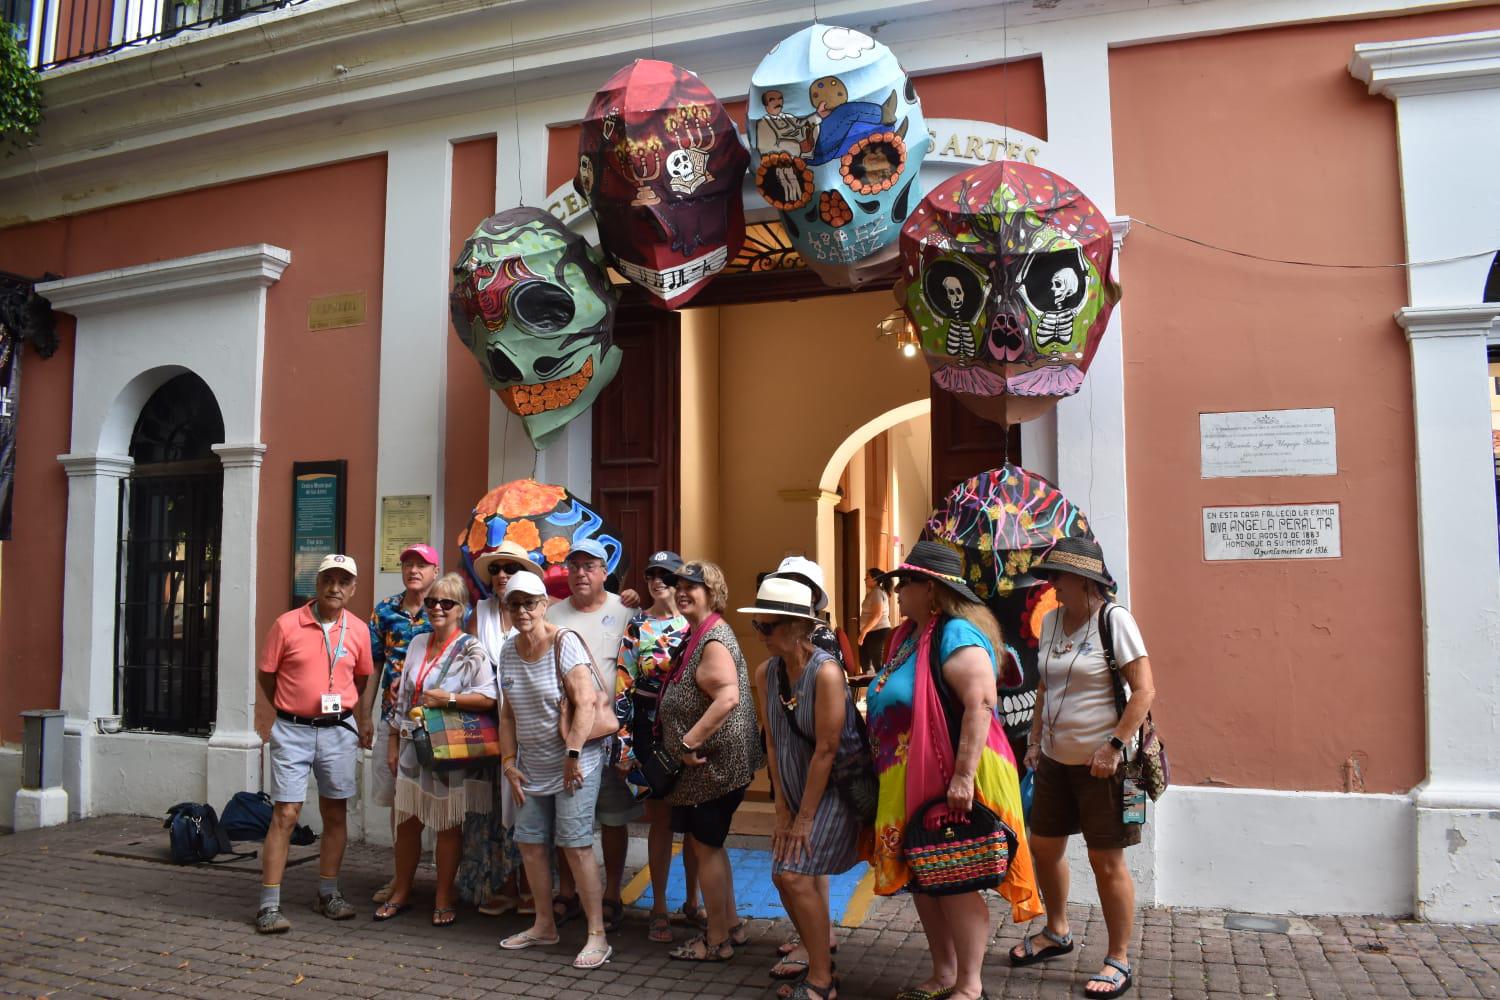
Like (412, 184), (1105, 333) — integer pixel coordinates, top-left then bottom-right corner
(1132, 218), (1496, 270)
(1001, 0), (1009, 156)
(649, 0), (656, 58)
(509, 17), (525, 206)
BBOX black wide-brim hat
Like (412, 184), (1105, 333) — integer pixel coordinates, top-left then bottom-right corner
(878, 540), (982, 604)
(1031, 536), (1115, 588)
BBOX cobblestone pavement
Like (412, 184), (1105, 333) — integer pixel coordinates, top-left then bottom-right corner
(2, 818), (1498, 999)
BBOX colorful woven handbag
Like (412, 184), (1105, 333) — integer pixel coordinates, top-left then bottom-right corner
(903, 797), (1016, 896)
(411, 635), (502, 772)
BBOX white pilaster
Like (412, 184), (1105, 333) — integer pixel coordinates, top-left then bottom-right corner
(375, 139), (453, 598)
(56, 452), (133, 818)
(1041, 37), (1131, 605)
(1352, 28), (1500, 925)
(208, 442), (267, 804)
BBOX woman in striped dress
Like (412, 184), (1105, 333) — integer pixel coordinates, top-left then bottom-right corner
(747, 576), (871, 1000)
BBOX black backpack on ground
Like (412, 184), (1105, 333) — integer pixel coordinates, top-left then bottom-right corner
(164, 802), (257, 865)
(220, 791), (316, 846)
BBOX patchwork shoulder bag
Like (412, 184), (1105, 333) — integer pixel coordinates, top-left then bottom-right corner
(411, 634), (502, 772)
(1099, 604), (1170, 800)
(775, 656), (878, 827)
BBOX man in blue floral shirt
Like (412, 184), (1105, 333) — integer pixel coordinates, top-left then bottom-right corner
(366, 542), (438, 901)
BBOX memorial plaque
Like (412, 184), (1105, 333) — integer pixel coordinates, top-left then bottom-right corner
(1200, 408), (1337, 479)
(379, 495), (432, 572)
(308, 292), (367, 331)
(1203, 504), (1341, 562)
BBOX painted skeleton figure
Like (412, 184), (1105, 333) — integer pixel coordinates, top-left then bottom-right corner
(1018, 247), (1089, 352)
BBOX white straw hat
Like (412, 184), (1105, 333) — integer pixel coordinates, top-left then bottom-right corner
(736, 576), (822, 623)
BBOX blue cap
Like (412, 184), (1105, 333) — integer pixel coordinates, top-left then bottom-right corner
(566, 538), (610, 564)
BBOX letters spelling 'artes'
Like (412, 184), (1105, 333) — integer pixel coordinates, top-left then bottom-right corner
(450, 207), (621, 450)
(897, 160), (1120, 425)
(577, 60), (750, 309)
(748, 24), (930, 289)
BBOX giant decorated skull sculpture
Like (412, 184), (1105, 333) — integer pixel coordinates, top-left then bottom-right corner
(748, 24), (930, 288)
(577, 60), (749, 309)
(450, 207), (621, 450)
(898, 160), (1120, 424)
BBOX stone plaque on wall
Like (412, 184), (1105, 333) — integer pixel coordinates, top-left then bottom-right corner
(1200, 408), (1337, 478)
(1203, 504), (1341, 561)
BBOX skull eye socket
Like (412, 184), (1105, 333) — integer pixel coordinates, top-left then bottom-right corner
(840, 133), (907, 195)
(511, 282), (576, 334)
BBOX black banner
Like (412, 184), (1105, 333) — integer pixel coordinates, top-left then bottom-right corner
(0, 319), (19, 540)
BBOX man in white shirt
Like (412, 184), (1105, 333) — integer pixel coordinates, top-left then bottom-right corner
(546, 539), (642, 931)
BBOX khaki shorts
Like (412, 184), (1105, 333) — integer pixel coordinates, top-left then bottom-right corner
(1028, 753), (1141, 849)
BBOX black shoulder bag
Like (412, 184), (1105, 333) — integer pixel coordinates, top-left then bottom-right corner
(1098, 604), (1170, 800)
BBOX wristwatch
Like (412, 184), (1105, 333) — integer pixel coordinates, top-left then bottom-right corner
(1107, 735), (1126, 752)
(680, 740), (696, 757)
(447, 692), (457, 709)
(565, 747), (581, 760)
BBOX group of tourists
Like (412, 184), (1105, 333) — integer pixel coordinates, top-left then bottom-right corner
(252, 532), (1156, 1000)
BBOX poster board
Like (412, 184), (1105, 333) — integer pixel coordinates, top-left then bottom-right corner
(291, 461), (347, 607)
(379, 495), (432, 572)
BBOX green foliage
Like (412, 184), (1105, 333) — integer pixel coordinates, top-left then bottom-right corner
(0, 26), (43, 155)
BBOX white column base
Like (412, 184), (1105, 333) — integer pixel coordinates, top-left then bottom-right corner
(62, 721), (94, 820)
(14, 787), (69, 830)
(1414, 785), (1500, 924)
(207, 730), (263, 808)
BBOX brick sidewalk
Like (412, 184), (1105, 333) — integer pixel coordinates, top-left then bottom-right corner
(1, 818), (1497, 999)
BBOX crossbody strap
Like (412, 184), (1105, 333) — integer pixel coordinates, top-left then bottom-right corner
(777, 655), (870, 753)
(1098, 603), (1153, 758)
(553, 628), (604, 694)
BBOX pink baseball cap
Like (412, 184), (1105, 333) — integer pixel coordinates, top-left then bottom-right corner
(399, 543), (440, 567)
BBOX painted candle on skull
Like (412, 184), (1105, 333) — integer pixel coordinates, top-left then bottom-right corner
(577, 60), (749, 309)
(897, 161), (1120, 424)
(748, 24), (929, 288)
(450, 207), (621, 450)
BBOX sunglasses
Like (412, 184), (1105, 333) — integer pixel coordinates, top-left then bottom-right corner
(505, 597), (546, 614)
(423, 597), (460, 611)
(488, 562), (525, 576)
(646, 571), (678, 587)
(750, 619), (790, 637)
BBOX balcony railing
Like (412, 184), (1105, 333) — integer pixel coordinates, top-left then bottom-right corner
(6, 0), (296, 71)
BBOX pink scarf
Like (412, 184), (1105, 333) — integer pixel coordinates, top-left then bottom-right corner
(904, 616), (962, 829)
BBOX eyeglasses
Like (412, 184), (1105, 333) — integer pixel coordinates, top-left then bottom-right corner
(646, 571), (678, 587)
(506, 597), (545, 614)
(488, 562), (525, 576)
(567, 560), (604, 573)
(423, 597), (460, 611)
(750, 619), (789, 637)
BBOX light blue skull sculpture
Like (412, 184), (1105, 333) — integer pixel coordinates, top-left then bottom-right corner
(748, 24), (929, 288)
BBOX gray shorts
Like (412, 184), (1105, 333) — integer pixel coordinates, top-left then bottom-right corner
(513, 764), (603, 848)
(369, 715), (396, 808)
(596, 767), (644, 827)
(268, 717), (359, 803)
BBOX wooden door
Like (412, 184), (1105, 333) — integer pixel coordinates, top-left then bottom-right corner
(591, 300), (680, 597)
(929, 385), (1021, 506)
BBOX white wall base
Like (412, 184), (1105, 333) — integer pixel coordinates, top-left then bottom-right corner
(1059, 801), (1158, 906)
(62, 724), (94, 819)
(13, 787), (69, 830)
(206, 733), (262, 811)
(1155, 786), (1414, 916)
(1415, 802), (1500, 923)
(0, 747), (20, 830)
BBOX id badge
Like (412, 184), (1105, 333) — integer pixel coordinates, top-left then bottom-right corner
(1122, 777), (1147, 825)
(321, 693), (343, 714)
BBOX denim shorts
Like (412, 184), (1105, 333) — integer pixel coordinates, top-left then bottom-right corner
(513, 764), (603, 848)
(596, 767), (645, 827)
(267, 717), (359, 803)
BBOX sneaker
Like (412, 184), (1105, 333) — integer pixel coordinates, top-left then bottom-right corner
(314, 891), (356, 921)
(255, 906), (291, 934)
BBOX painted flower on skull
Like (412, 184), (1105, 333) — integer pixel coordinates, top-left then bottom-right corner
(450, 207), (621, 450)
(459, 479), (629, 599)
(897, 160), (1120, 425)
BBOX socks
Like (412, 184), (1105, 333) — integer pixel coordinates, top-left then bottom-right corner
(260, 884), (281, 910)
(319, 875), (339, 899)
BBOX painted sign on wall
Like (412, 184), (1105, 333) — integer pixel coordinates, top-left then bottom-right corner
(1203, 504), (1341, 561)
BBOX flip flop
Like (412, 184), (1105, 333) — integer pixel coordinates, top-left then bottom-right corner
(552, 893), (582, 925)
(372, 901), (410, 922)
(477, 894), (519, 916)
(1084, 958), (1133, 999)
(648, 915), (674, 943)
(431, 907), (456, 928)
(777, 933), (803, 957)
(1009, 926), (1074, 967)
(499, 929), (562, 950)
(517, 894), (536, 916)
(371, 878), (396, 904)
(771, 958), (810, 981)
(573, 941), (613, 970)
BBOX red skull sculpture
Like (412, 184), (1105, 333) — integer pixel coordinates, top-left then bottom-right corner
(577, 60), (750, 309)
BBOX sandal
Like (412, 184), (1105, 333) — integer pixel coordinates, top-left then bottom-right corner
(1009, 926), (1074, 966)
(573, 939), (613, 970)
(552, 893), (582, 925)
(372, 901), (411, 922)
(678, 901), (708, 928)
(668, 934), (733, 962)
(1084, 958), (1132, 999)
(729, 920), (750, 946)
(893, 987), (954, 1000)
(499, 929), (561, 950)
(516, 893), (536, 915)
(771, 958), (810, 980)
(648, 915), (674, 943)
(778, 933), (803, 957)
(371, 878), (396, 904)
(787, 980), (837, 1000)
(602, 898), (624, 933)
(477, 893), (519, 916)
(431, 907), (456, 928)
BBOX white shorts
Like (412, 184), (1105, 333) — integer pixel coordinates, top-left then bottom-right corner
(267, 717), (359, 803)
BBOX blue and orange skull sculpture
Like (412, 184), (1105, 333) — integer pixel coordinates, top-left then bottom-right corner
(450, 207), (621, 450)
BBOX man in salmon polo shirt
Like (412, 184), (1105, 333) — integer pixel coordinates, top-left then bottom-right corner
(254, 553), (376, 934)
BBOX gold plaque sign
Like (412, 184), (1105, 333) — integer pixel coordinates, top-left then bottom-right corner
(379, 495), (432, 572)
(308, 292), (367, 331)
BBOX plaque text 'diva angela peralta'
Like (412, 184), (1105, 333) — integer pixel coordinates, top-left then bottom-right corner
(1203, 504), (1341, 561)
(1200, 408), (1337, 479)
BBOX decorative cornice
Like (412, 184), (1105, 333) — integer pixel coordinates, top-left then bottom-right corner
(1350, 28), (1500, 99)
(1396, 303), (1500, 342)
(212, 442), (269, 470)
(57, 453), (134, 479)
(1109, 215), (1132, 251)
(35, 245), (292, 316)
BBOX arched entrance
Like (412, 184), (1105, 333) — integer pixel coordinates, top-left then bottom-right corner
(117, 372), (226, 734)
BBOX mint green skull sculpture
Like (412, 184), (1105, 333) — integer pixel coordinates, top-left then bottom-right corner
(450, 208), (622, 450)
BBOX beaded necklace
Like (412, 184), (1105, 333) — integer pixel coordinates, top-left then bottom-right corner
(870, 630), (920, 698)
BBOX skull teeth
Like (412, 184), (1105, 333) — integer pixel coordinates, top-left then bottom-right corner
(499, 358), (594, 416)
(1000, 688), (1037, 729)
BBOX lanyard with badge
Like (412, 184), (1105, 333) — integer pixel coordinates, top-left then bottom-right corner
(317, 609), (349, 716)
